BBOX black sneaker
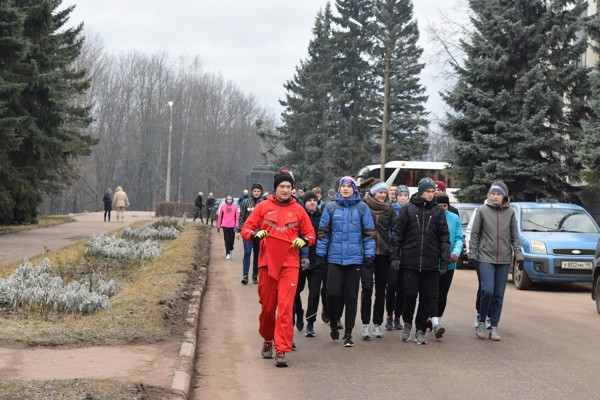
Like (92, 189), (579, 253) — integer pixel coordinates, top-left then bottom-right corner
(241, 276), (248, 285)
(275, 351), (288, 367)
(296, 310), (304, 331)
(252, 276), (258, 284)
(305, 323), (315, 337)
(261, 341), (273, 359)
(343, 333), (354, 347)
(329, 327), (339, 342)
(292, 342), (297, 351)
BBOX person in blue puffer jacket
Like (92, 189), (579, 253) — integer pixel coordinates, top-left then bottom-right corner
(316, 176), (375, 348)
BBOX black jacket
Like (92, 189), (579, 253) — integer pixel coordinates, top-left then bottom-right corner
(194, 195), (203, 209)
(305, 207), (322, 266)
(390, 193), (450, 271)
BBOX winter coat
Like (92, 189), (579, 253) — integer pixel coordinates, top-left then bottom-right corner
(316, 192), (376, 266)
(238, 195), (262, 233)
(240, 194), (316, 270)
(206, 197), (216, 209)
(444, 209), (464, 271)
(304, 207), (322, 266)
(468, 198), (523, 265)
(103, 194), (112, 211)
(113, 189), (129, 208)
(194, 195), (203, 209)
(390, 192), (450, 271)
(217, 202), (239, 229)
(363, 192), (396, 256)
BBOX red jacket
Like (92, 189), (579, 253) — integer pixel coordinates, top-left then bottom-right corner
(241, 194), (316, 273)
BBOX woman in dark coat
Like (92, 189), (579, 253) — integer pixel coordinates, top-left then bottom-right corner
(103, 188), (112, 222)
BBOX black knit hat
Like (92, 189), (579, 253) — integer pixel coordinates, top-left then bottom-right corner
(303, 190), (318, 204)
(251, 183), (263, 192)
(273, 169), (295, 190)
(435, 192), (450, 205)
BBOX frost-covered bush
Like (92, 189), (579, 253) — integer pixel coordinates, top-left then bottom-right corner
(0, 259), (118, 314)
(147, 215), (187, 231)
(121, 225), (180, 241)
(85, 233), (164, 260)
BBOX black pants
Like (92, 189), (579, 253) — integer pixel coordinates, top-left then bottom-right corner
(437, 269), (454, 317)
(403, 269), (437, 332)
(294, 266), (323, 324)
(327, 264), (361, 334)
(386, 266), (404, 319)
(360, 255), (389, 325)
(222, 227), (235, 254)
(104, 210), (111, 222)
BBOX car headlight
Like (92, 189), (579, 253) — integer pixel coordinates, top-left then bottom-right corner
(531, 240), (546, 254)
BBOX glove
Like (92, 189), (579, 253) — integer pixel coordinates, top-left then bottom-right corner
(450, 252), (459, 262)
(300, 258), (310, 270)
(390, 260), (400, 271)
(363, 258), (374, 269)
(316, 256), (327, 270)
(517, 260), (524, 270)
(216, 227), (220, 233)
(292, 237), (308, 248)
(468, 259), (477, 269)
(252, 230), (268, 241)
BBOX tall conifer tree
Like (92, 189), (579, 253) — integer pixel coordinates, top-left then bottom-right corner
(443, 0), (589, 202)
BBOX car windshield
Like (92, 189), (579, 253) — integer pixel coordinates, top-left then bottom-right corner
(520, 207), (600, 233)
(457, 208), (475, 226)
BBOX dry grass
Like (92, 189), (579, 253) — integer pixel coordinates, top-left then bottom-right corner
(0, 215), (75, 236)
(0, 223), (209, 347)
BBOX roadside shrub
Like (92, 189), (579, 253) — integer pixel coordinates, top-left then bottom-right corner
(85, 233), (164, 260)
(121, 225), (180, 241)
(0, 259), (118, 315)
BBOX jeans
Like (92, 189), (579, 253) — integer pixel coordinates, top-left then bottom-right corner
(478, 262), (509, 327)
(242, 240), (259, 278)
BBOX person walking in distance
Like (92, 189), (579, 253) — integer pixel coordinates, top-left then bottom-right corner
(193, 192), (204, 223)
(217, 195), (239, 260)
(359, 180), (396, 340)
(240, 170), (316, 367)
(390, 178), (450, 345)
(316, 176), (376, 347)
(103, 188), (112, 222)
(205, 193), (216, 227)
(112, 186), (129, 223)
(237, 183), (264, 284)
(469, 181), (523, 341)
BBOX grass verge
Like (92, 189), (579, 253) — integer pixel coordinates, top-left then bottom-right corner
(0, 215), (75, 236)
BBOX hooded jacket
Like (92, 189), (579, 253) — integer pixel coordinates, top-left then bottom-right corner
(316, 192), (376, 265)
(390, 192), (450, 271)
(363, 192), (396, 256)
(468, 198), (523, 265)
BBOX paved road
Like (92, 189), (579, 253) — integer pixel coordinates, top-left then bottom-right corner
(193, 236), (600, 400)
(0, 211), (155, 267)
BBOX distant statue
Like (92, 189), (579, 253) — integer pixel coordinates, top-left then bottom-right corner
(255, 119), (279, 165)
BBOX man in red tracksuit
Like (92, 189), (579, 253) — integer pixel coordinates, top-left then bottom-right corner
(241, 170), (316, 367)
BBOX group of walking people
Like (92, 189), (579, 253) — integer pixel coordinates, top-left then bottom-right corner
(230, 170), (522, 367)
(102, 186), (130, 223)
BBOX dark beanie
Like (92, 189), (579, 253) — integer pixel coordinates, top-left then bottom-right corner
(435, 192), (450, 205)
(273, 169), (295, 189)
(251, 183), (263, 192)
(303, 190), (318, 204)
(418, 177), (436, 195)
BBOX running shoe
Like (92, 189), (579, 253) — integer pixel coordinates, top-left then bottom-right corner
(361, 324), (371, 339)
(489, 329), (501, 341)
(305, 323), (315, 337)
(261, 341), (273, 359)
(415, 330), (427, 345)
(343, 333), (354, 347)
(401, 323), (412, 341)
(275, 351), (288, 367)
(241, 276), (248, 285)
(385, 316), (393, 331)
(373, 324), (383, 338)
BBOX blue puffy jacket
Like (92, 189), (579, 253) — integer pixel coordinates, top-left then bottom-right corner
(316, 192), (376, 265)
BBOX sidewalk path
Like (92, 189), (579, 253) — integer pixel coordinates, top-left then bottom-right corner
(0, 211), (155, 267)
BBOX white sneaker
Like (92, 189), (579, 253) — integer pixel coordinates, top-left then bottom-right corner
(373, 324), (383, 338)
(225, 254), (231, 260)
(361, 324), (371, 339)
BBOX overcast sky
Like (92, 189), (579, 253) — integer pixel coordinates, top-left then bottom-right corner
(62, 0), (464, 122)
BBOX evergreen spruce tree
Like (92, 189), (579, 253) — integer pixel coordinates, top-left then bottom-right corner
(372, 0), (429, 161)
(443, 0), (589, 202)
(7, 1), (96, 223)
(577, 1), (600, 192)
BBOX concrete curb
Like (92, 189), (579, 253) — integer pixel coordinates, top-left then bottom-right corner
(169, 263), (208, 399)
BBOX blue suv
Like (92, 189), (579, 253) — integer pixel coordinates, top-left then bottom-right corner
(511, 202), (600, 290)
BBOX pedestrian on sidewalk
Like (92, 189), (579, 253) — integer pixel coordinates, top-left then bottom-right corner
(205, 193), (216, 226)
(217, 195), (239, 260)
(103, 188), (112, 222)
(316, 176), (375, 348)
(390, 177), (450, 345)
(360, 180), (396, 340)
(193, 192), (204, 222)
(240, 170), (315, 367)
(112, 186), (129, 223)
(469, 180), (523, 341)
(237, 183), (264, 284)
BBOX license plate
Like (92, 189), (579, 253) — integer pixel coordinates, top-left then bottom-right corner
(561, 261), (592, 270)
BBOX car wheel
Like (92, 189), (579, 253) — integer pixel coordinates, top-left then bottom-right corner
(513, 262), (532, 290)
(595, 278), (600, 314)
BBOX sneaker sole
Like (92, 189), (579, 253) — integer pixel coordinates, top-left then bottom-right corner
(344, 342), (354, 347)
(275, 361), (288, 367)
(305, 333), (315, 337)
(435, 327), (445, 339)
(415, 339), (427, 345)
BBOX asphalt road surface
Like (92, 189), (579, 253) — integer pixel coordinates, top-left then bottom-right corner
(193, 234), (600, 400)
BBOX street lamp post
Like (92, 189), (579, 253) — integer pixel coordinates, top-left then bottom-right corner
(349, 17), (390, 181)
(166, 101), (173, 202)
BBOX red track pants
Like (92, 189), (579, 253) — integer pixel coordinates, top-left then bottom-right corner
(258, 265), (299, 353)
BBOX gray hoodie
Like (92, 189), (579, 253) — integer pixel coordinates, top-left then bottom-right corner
(469, 198), (523, 265)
